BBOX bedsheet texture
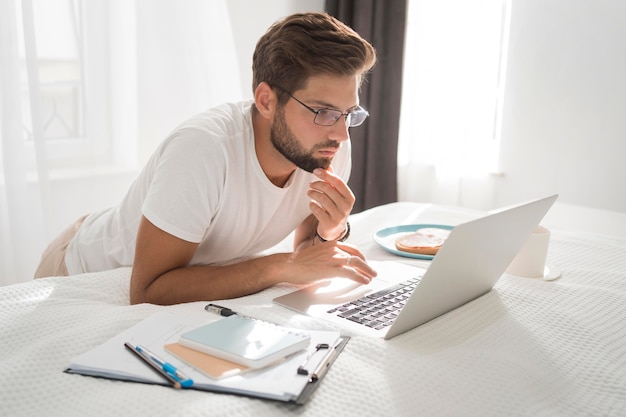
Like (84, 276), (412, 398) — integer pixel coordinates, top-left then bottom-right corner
(1, 202), (625, 417)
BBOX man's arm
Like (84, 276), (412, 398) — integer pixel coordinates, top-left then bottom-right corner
(129, 215), (376, 305)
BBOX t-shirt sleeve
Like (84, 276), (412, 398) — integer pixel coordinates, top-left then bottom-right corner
(141, 129), (226, 243)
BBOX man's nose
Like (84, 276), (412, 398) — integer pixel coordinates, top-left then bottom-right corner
(328, 117), (351, 142)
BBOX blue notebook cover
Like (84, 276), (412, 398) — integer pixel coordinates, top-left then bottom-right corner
(179, 315), (311, 369)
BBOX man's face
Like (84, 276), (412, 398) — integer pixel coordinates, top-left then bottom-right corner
(269, 74), (360, 173)
(269, 105), (336, 172)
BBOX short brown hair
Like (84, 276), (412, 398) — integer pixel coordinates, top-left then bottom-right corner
(252, 12), (376, 102)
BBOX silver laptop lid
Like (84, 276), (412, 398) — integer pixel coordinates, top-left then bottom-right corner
(384, 194), (558, 339)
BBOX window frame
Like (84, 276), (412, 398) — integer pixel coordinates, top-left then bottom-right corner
(15, 0), (136, 173)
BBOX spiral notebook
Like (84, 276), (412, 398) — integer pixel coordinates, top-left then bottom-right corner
(179, 315), (311, 369)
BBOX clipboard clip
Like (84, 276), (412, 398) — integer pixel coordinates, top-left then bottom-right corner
(297, 342), (338, 381)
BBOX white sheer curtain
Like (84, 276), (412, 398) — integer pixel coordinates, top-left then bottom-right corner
(397, 0), (511, 210)
(0, 0), (242, 285)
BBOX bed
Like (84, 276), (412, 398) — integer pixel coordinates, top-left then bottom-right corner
(1, 201), (625, 417)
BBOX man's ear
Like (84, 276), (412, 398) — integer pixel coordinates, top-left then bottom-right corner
(254, 82), (277, 120)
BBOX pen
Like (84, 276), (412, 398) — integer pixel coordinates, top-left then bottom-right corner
(124, 342), (193, 389)
(309, 341), (341, 381)
(204, 303), (237, 317)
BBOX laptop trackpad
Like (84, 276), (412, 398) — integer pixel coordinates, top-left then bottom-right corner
(274, 261), (425, 317)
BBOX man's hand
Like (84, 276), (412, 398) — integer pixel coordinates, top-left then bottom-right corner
(308, 167), (354, 241)
(285, 240), (377, 285)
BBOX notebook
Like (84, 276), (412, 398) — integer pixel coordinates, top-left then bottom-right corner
(178, 315), (311, 369)
(274, 194), (558, 340)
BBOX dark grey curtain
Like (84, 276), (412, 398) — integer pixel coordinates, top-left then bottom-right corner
(326, 0), (407, 213)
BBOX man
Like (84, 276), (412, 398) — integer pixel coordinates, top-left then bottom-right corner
(34, 12), (378, 305)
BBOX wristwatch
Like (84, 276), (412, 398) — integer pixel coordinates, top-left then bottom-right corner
(315, 222), (351, 243)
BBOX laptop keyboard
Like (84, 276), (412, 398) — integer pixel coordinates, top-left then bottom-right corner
(326, 276), (422, 330)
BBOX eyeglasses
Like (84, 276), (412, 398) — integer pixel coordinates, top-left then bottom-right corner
(276, 87), (369, 127)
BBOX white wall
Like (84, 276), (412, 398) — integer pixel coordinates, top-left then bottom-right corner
(495, 0), (626, 214)
(226, 0), (325, 99)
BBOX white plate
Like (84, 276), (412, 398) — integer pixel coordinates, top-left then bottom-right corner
(373, 224), (454, 260)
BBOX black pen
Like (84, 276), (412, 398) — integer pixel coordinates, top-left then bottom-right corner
(204, 303), (237, 317)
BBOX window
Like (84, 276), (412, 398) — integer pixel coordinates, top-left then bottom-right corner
(18, 0), (85, 142)
(3, 0), (130, 172)
(398, 0), (511, 176)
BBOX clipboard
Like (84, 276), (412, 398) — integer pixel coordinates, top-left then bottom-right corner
(65, 311), (348, 404)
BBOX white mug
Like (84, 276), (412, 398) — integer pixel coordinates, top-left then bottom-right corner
(506, 225), (550, 278)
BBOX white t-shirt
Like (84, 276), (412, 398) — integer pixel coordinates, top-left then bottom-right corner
(65, 101), (351, 275)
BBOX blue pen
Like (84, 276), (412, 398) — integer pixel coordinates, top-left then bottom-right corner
(124, 342), (194, 388)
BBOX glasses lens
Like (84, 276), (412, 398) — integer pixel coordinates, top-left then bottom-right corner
(314, 109), (342, 126)
(312, 107), (369, 127)
(347, 108), (368, 127)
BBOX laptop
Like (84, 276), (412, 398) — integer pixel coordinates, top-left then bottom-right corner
(274, 194), (558, 339)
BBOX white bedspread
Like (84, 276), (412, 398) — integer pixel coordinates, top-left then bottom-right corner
(1, 202), (625, 417)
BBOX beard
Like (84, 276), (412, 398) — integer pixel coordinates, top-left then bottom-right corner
(269, 107), (339, 173)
